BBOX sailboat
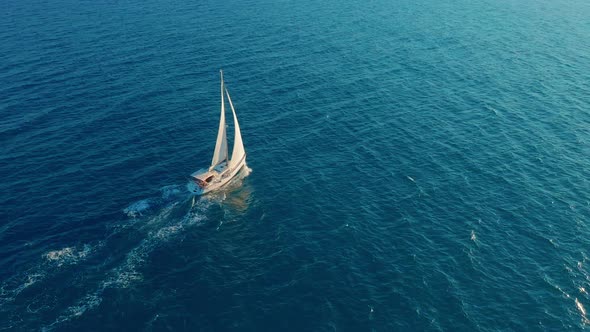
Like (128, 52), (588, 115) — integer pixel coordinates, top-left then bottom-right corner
(187, 70), (247, 195)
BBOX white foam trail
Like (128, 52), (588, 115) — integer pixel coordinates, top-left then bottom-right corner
(113, 198), (210, 287)
(22, 273), (43, 289)
(45, 247), (74, 261)
(42, 293), (103, 332)
(0, 272), (45, 307)
(123, 185), (188, 218)
(123, 199), (152, 217)
(44, 195), (212, 330)
(160, 184), (184, 201)
(44, 244), (92, 267)
(0, 243), (98, 310)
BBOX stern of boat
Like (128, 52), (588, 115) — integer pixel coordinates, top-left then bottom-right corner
(187, 168), (208, 195)
(187, 179), (205, 195)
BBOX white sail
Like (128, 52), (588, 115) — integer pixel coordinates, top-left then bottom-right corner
(226, 88), (245, 169)
(210, 71), (228, 168)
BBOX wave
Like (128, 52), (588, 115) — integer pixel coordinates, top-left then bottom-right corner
(41, 293), (103, 332)
(575, 298), (589, 325)
(0, 243), (99, 310)
(123, 199), (152, 218)
(110, 197), (211, 288)
(0, 272), (45, 308)
(43, 188), (215, 330)
(44, 244), (93, 267)
(0, 243), (103, 332)
(123, 184), (189, 218)
(14, 176), (252, 330)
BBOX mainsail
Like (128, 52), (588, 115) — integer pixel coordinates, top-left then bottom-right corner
(226, 88), (245, 169)
(210, 70), (228, 168)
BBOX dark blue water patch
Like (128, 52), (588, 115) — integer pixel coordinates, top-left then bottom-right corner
(2, 0), (590, 330)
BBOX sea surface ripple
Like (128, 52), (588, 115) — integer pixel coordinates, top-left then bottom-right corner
(1, 0), (590, 330)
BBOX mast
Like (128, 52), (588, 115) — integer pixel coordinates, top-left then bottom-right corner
(210, 70), (228, 170)
(222, 71), (229, 168)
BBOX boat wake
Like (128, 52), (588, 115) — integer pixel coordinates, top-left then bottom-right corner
(0, 242), (104, 331)
(4, 173), (253, 331)
(0, 243), (99, 306)
(44, 244), (94, 267)
(42, 184), (223, 330)
(123, 185), (186, 218)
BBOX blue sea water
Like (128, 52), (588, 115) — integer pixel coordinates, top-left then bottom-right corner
(1, 0), (590, 330)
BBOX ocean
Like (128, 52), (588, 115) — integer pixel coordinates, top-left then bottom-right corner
(1, 0), (590, 330)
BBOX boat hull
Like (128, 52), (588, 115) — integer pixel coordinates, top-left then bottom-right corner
(187, 158), (246, 195)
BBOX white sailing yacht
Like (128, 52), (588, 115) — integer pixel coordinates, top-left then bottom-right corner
(187, 70), (247, 195)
